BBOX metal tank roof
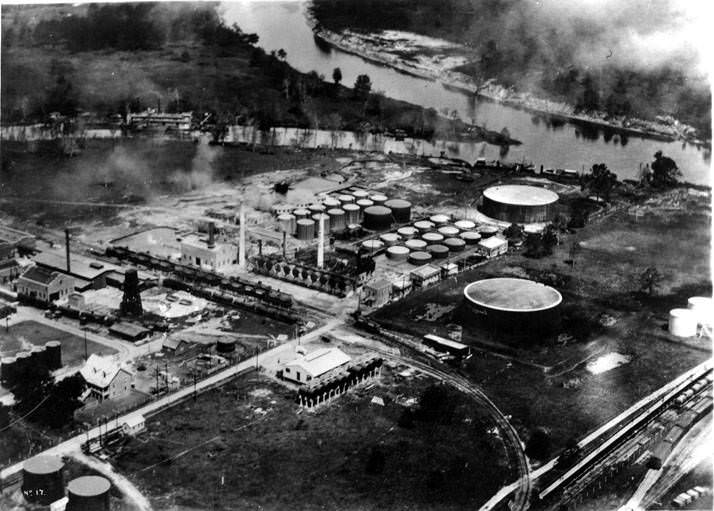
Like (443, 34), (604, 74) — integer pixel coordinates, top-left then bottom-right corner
(483, 185), (558, 206)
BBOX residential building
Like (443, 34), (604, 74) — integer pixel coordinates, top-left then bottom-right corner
(80, 354), (133, 402)
(16, 266), (74, 304)
(283, 348), (351, 385)
(127, 110), (192, 131)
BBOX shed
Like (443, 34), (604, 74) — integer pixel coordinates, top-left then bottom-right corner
(283, 348), (351, 385)
(477, 236), (508, 258)
(109, 322), (150, 342)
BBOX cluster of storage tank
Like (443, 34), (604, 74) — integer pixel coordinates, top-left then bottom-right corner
(360, 214), (498, 265)
(1, 341), (62, 385)
(277, 188), (414, 240)
(21, 455), (111, 510)
(668, 296), (713, 338)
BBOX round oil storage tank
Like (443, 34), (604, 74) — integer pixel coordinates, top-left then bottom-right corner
(343, 204), (361, 225)
(386, 245), (410, 262)
(478, 225), (500, 238)
(293, 208), (310, 221)
(312, 213), (331, 233)
(361, 239), (384, 254)
(430, 214), (450, 226)
(1, 356), (17, 384)
(322, 197), (341, 209)
(463, 278), (562, 337)
(669, 309), (698, 338)
(427, 244), (449, 259)
(460, 231), (481, 245)
(45, 341), (62, 370)
(444, 237), (466, 252)
(351, 189), (369, 200)
(384, 199), (412, 223)
(379, 233), (401, 246)
(405, 239), (428, 251)
(397, 226), (418, 239)
(277, 213), (297, 235)
(481, 184), (558, 223)
(356, 199), (374, 211)
(308, 204), (325, 215)
(438, 226), (460, 238)
(337, 194), (355, 205)
(454, 220), (476, 231)
(408, 251), (432, 265)
(369, 194), (388, 206)
(414, 220), (435, 232)
(347, 223), (361, 236)
(15, 351), (31, 376)
(66, 475), (111, 511)
(363, 206), (393, 230)
(327, 208), (346, 232)
(29, 345), (47, 368)
(296, 219), (316, 240)
(22, 455), (65, 506)
(422, 232), (444, 244)
(687, 297), (714, 326)
(216, 339), (236, 353)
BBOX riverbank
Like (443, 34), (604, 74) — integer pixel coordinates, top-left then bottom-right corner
(308, 18), (707, 148)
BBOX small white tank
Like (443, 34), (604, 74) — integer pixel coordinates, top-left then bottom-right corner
(669, 308), (698, 337)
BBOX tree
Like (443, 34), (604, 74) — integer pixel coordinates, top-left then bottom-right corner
(332, 67), (342, 86)
(526, 427), (552, 461)
(276, 48), (287, 61)
(45, 75), (78, 116)
(581, 163), (618, 203)
(503, 223), (524, 242)
(353, 74), (372, 100)
(42, 373), (86, 428)
(365, 446), (386, 474)
(639, 267), (662, 296)
(650, 151), (681, 188)
(542, 224), (559, 253)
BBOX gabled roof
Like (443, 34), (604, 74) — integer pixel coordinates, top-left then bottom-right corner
(0, 259), (20, 271)
(80, 354), (131, 389)
(19, 265), (63, 286)
(286, 348), (351, 378)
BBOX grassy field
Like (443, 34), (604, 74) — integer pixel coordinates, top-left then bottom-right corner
(0, 320), (116, 367)
(371, 195), (711, 453)
(115, 369), (513, 510)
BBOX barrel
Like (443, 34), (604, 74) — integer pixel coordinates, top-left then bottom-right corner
(669, 309), (698, 337)
(437, 226), (460, 238)
(444, 237), (466, 252)
(379, 233), (401, 246)
(308, 204), (325, 215)
(343, 203), (361, 225)
(351, 189), (369, 200)
(413, 220), (435, 232)
(408, 251), (432, 265)
(384, 199), (412, 223)
(429, 214), (450, 225)
(422, 232), (444, 244)
(337, 194), (355, 205)
(454, 220), (476, 231)
(296, 219), (316, 240)
(427, 244), (449, 259)
(386, 245), (410, 262)
(405, 239), (427, 251)
(322, 197), (341, 209)
(327, 208), (346, 232)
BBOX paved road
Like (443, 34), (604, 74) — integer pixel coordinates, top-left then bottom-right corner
(0, 318), (342, 485)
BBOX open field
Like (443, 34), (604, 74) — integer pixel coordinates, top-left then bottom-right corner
(115, 369), (513, 510)
(0, 320), (116, 366)
(371, 195), (711, 453)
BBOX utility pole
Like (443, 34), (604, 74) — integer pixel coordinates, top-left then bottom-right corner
(155, 364), (159, 398)
(193, 369), (197, 401)
(84, 329), (88, 361)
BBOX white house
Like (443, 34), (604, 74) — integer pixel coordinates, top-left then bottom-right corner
(478, 236), (508, 258)
(121, 414), (146, 436)
(283, 348), (351, 385)
(80, 354), (133, 402)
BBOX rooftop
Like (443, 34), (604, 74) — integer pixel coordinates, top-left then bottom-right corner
(483, 185), (558, 206)
(478, 236), (508, 249)
(287, 347), (351, 378)
(179, 233), (234, 252)
(464, 277), (562, 312)
(19, 265), (63, 285)
(34, 248), (123, 281)
(80, 354), (130, 389)
(411, 264), (440, 279)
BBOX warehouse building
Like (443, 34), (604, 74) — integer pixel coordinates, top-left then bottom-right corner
(16, 266), (74, 305)
(283, 348), (351, 385)
(410, 265), (441, 288)
(178, 230), (236, 271)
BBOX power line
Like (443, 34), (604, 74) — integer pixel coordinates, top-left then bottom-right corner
(0, 395), (52, 433)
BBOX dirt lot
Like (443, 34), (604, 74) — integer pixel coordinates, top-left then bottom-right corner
(372, 196), (711, 453)
(0, 320), (116, 366)
(115, 367), (513, 510)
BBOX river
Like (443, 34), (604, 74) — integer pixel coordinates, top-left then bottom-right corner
(222, 1), (711, 185)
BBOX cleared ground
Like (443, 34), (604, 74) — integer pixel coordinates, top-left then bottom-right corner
(115, 368), (513, 510)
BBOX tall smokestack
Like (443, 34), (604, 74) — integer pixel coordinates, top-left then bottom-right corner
(282, 232), (287, 258)
(317, 215), (325, 269)
(64, 228), (71, 273)
(207, 221), (216, 249)
(239, 204), (246, 269)
(258, 239), (263, 257)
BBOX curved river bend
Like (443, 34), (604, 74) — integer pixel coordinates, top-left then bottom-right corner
(222, 1), (710, 185)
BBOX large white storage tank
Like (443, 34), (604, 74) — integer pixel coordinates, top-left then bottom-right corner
(687, 296), (713, 327)
(668, 308), (698, 337)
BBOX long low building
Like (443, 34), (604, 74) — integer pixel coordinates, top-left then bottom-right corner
(283, 348), (351, 385)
